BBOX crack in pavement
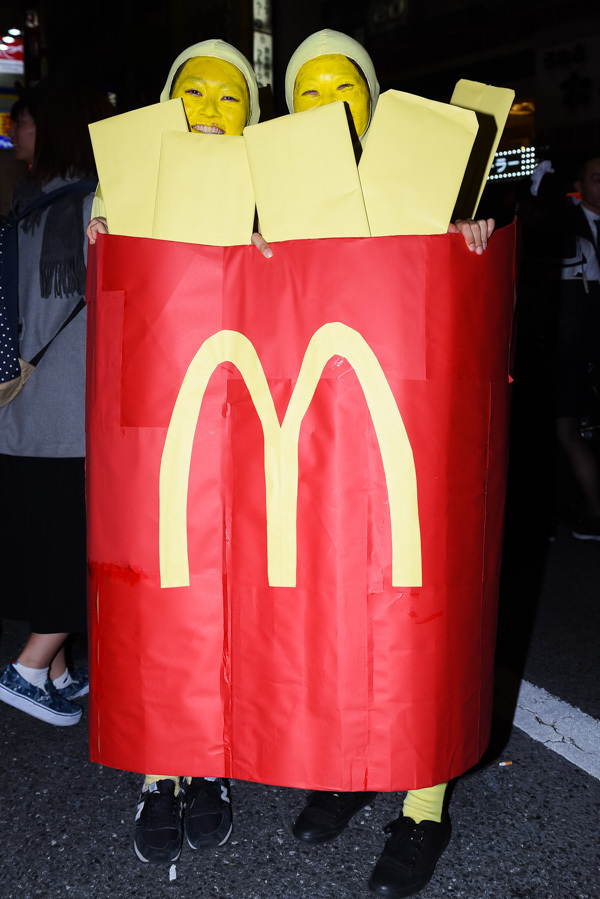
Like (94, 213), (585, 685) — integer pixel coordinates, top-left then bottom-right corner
(513, 681), (600, 780)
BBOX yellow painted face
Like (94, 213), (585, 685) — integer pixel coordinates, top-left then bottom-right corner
(293, 53), (370, 138)
(171, 56), (250, 136)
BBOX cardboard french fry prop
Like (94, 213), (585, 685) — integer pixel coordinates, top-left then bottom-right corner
(450, 80), (515, 220)
(359, 90), (479, 236)
(86, 32), (516, 790)
(86, 221), (516, 788)
(152, 132), (255, 246)
(89, 99), (188, 238)
(243, 102), (370, 242)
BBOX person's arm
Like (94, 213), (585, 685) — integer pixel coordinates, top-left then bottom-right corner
(86, 183), (109, 245)
(86, 216), (109, 245)
(251, 220), (495, 259)
(87, 220), (272, 253)
(448, 218), (495, 254)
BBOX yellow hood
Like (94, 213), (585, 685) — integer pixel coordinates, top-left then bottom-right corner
(160, 39), (260, 126)
(285, 29), (380, 140)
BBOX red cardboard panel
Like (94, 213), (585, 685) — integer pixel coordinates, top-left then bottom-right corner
(86, 225), (515, 789)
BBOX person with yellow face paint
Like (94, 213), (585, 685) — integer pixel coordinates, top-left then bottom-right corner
(284, 30), (491, 898)
(168, 55), (250, 136)
(86, 40), (272, 258)
(286, 29), (494, 255)
(292, 52), (372, 142)
(87, 41), (270, 866)
(144, 42), (262, 866)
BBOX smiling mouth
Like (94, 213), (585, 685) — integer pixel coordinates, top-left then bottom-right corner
(192, 124), (225, 135)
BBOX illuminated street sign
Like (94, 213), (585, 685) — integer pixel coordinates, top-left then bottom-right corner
(488, 146), (536, 182)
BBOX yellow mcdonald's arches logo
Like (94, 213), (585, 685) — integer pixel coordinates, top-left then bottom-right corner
(160, 322), (421, 588)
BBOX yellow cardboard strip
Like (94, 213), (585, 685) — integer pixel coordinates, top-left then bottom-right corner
(89, 99), (188, 238)
(153, 132), (256, 246)
(243, 102), (370, 242)
(359, 89), (479, 236)
(450, 80), (515, 219)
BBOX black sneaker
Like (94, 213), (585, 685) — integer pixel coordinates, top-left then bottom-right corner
(368, 813), (451, 897)
(293, 790), (377, 843)
(183, 777), (232, 849)
(133, 778), (183, 864)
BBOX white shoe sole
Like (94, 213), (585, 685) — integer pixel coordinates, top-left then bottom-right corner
(186, 820), (233, 850)
(0, 684), (82, 726)
(133, 839), (182, 864)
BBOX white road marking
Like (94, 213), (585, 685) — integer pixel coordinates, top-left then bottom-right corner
(513, 680), (600, 781)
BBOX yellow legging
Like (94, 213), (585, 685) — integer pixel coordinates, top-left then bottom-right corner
(144, 774), (186, 794)
(402, 782), (448, 823)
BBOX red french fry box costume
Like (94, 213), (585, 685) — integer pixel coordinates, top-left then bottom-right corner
(86, 224), (516, 790)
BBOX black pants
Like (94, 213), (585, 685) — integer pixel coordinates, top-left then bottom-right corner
(0, 454), (87, 633)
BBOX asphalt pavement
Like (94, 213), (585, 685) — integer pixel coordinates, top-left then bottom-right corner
(1, 488), (599, 898)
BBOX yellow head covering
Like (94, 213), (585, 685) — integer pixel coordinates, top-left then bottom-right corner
(160, 39), (260, 126)
(285, 30), (380, 139)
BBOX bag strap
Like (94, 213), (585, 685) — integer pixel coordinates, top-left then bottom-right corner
(14, 179), (97, 223)
(28, 297), (86, 367)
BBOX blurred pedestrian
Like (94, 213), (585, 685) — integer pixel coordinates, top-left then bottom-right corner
(555, 155), (600, 538)
(0, 86), (115, 726)
(7, 97), (38, 166)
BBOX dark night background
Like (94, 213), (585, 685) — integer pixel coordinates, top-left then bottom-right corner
(0, 1), (598, 128)
(1, 0), (599, 218)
